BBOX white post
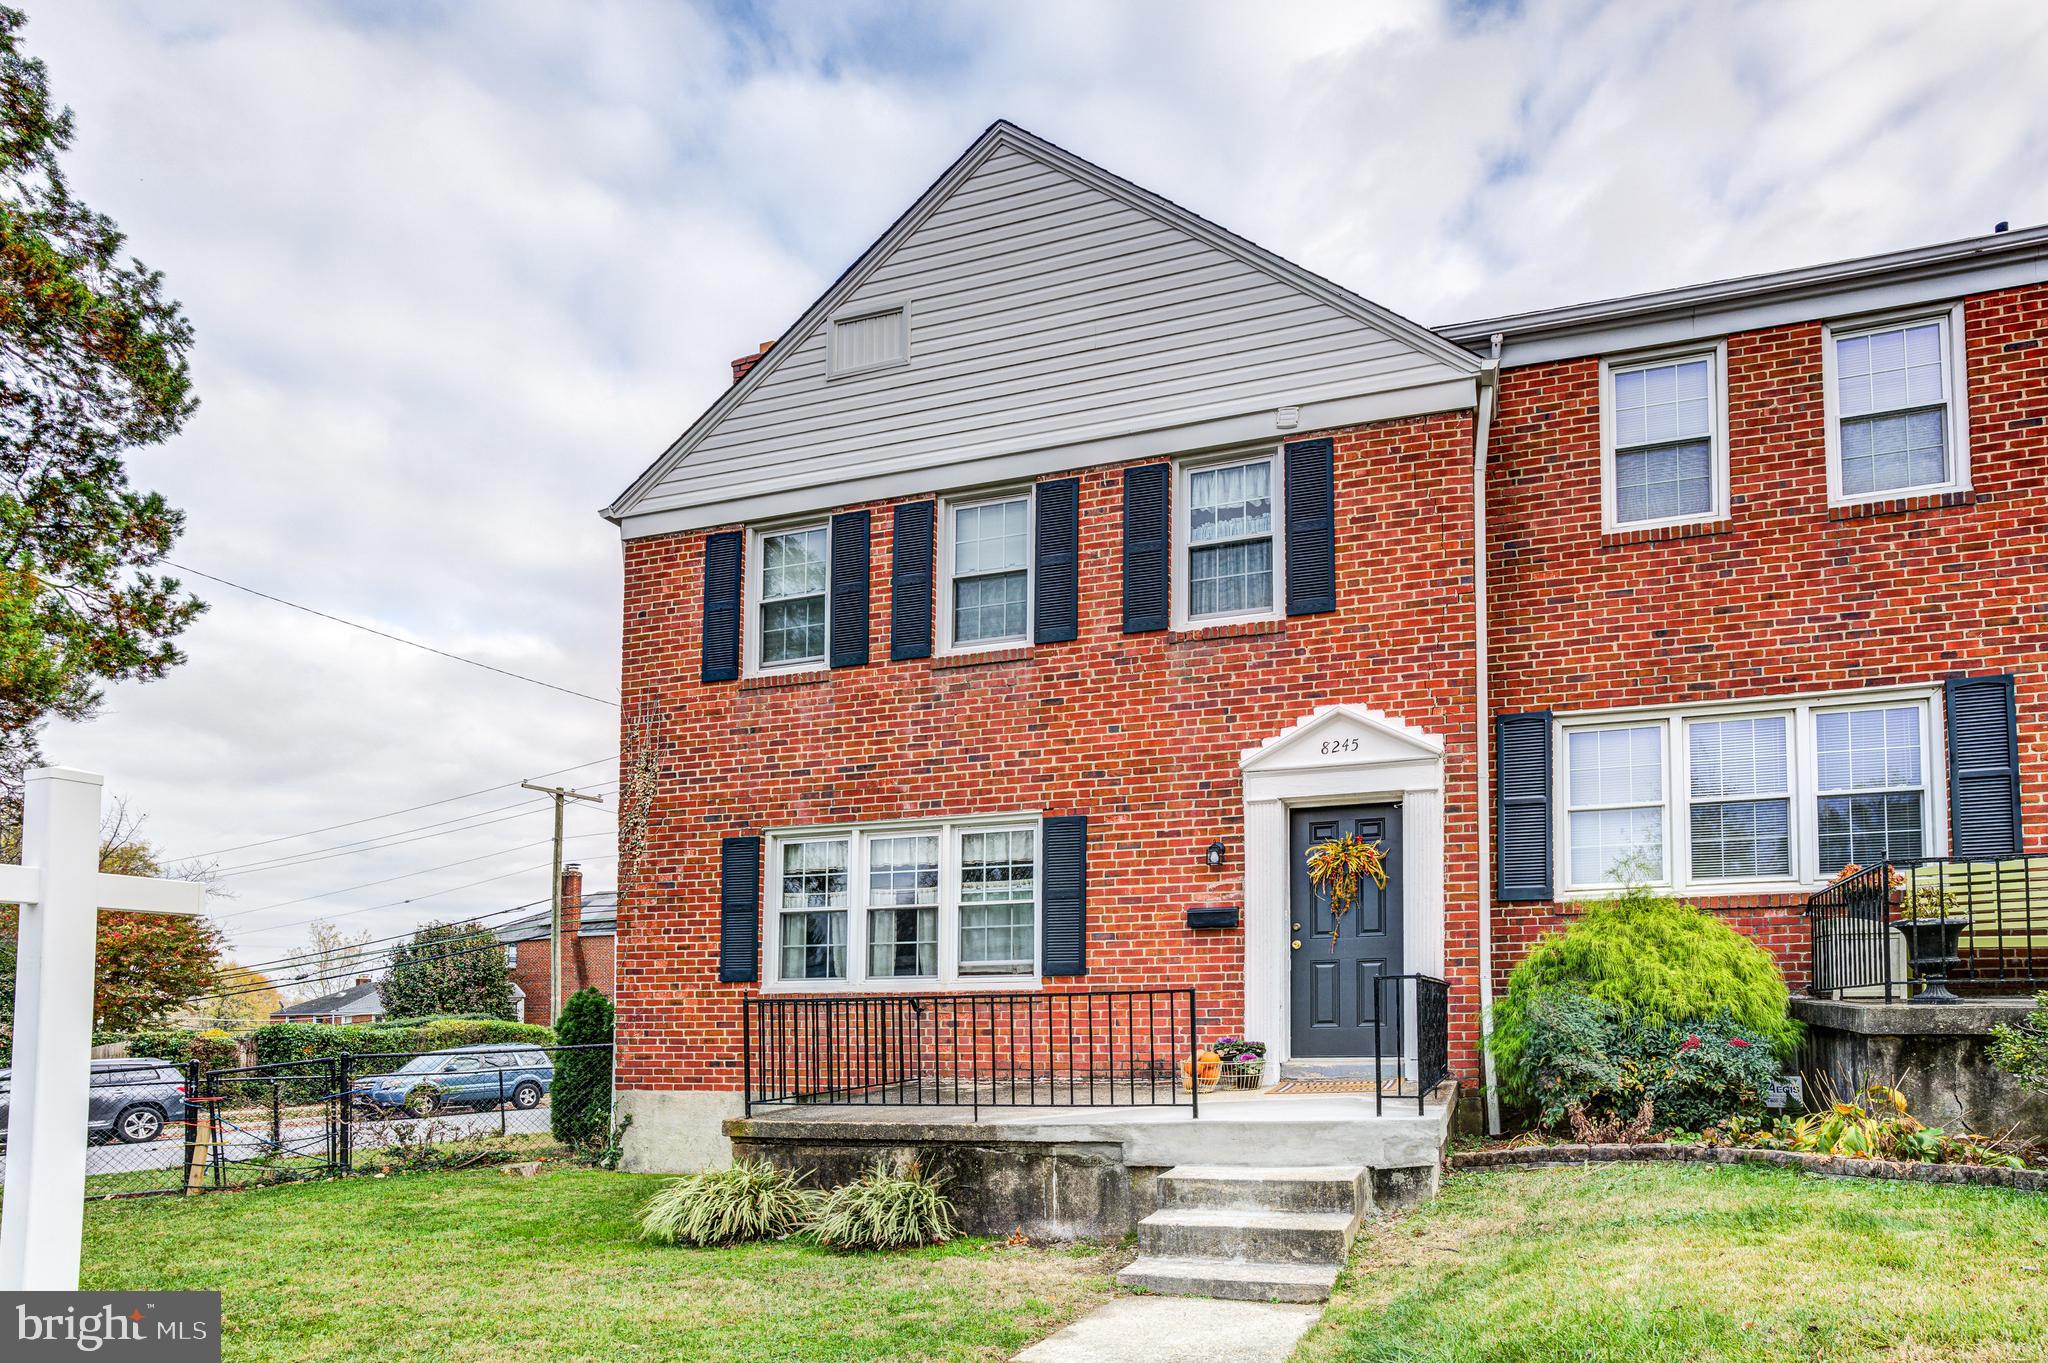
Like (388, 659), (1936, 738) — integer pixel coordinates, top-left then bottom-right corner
(0, 767), (106, 1291)
(0, 767), (206, 1292)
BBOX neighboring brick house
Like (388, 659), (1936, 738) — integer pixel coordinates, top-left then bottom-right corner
(496, 865), (616, 1023)
(602, 120), (2045, 1167)
(269, 978), (386, 1026)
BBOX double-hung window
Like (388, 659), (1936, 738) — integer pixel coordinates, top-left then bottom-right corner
(1179, 453), (1280, 624)
(769, 818), (1039, 989)
(1601, 347), (1725, 530)
(754, 524), (829, 671)
(1557, 690), (1938, 894)
(942, 493), (1031, 651)
(1824, 307), (1968, 503)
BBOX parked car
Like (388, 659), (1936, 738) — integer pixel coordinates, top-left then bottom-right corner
(0, 1058), (189, 1146)
(351, 1045), (553, 1117)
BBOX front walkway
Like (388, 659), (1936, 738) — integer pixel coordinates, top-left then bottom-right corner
(1015, 1298), (1321, 1363)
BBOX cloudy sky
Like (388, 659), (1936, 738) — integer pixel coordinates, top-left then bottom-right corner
(28, 0), (2048, 986)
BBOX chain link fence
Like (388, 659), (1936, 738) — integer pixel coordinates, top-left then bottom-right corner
(0, 1044), (614, 1200)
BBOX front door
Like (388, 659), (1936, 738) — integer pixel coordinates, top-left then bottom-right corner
(1289, 804), (1403, 1058)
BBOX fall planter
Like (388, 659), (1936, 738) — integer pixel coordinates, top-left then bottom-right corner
(1892, 915), (1972, 1004)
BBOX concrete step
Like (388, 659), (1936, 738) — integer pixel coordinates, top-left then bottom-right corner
(1158, 1163), (1372, 1214)
(1135, 1206), (1359, 1265)
(1276, 1057), (1396, 1083)
(1116, 1254), (1342, 1304)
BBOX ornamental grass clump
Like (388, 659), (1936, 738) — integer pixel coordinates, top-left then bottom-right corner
(639, 1160), (815, 1247)
(809, 1160), (958, 1251)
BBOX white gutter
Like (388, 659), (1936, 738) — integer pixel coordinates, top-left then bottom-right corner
(1474, 333), (1503, 1136)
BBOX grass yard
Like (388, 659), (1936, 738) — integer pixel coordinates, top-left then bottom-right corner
(1299, 1162), (2048, 1363)
(79, 1168), (1116, 1363)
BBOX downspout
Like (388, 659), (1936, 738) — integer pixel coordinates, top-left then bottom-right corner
(1474, 333), (1504, 1136)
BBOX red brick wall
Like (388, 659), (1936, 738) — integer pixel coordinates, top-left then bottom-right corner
(510, 933), (615, 1024)
(1486, 283), (2048, 992)
(616, 411), (1482, 1094)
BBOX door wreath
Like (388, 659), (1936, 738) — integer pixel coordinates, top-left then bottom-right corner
(1305, 833), (1388, 945)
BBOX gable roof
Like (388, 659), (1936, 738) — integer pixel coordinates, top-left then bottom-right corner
(494, 891), (618, 944)
(273, 979), (384, 1019)
(606, 121), (1478, 537)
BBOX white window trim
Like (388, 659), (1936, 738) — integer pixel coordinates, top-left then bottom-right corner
(936, 487), (1034, 656)
(744, 519), (832, 678)
(762, 813), (1044, 994)
(826, 298), (913, 380)
(1598, 341), (1730, 534)
(1821, 302), (1971, 508)
(1553, 685), (1946, 897)
(1172, 447), (1286, 630)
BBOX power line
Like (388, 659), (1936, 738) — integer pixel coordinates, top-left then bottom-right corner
(166, 562), (620, 708)
(212, 831), (616, 923)
(218, 853), (619, 941)
(195, 933), (536, 1006)
(227, 897), (555, 978)
(171, 755), (617, 861)
(212, 788), (612, 878)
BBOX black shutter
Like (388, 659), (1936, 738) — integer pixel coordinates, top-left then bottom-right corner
(717, 835), (762, 983)
(1121, 464), (1170, 633)
(1947, 675), (2021, 859)
(700, 530), (743, 684)
(1495, 711), (1554, 902)
(1284, 437), (1336, 616)
(828, 510), (870, 669)
(1034, 478), (1080, 644)
(890, 501), (935, 660)
(1041, 815), (1089, 976)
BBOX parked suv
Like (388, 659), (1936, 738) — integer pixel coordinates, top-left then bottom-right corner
(0, 1058), (188, 1145)
(351, 1045), (553, 1117)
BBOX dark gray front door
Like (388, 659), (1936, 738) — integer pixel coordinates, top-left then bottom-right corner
(1289, 804), (1403, 1058)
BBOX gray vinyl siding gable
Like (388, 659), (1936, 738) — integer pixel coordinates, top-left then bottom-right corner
(620, 140), (1471, 528)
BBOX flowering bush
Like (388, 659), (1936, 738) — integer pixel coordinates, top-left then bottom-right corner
(1516, 991), (1780, 1135)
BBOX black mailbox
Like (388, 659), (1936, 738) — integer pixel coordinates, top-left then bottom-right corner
(1185, 906), (1241, 930)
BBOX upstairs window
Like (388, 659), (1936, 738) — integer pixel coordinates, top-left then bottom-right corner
(1824, 308), (1968, 504)
(1180, 454), (1280, 624)
(830, 305), (909, 376)
(754, 524), (829, 671)
(942, 492), (1031, 651)
(1601, 347), (1726, 531)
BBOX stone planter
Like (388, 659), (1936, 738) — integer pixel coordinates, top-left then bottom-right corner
(1892, 914), (1972, 1003)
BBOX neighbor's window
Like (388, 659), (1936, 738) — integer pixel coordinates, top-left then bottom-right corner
(757, 525), (829, 669)
(1687, 715), (1790, 880)
(1606, 352), (1721, 528)
(1828, 312), (1963, 501)
(1815, 705), (1926, 873)
(777, 838), (848, 981)
(831, 306), (908, 375)
(1565, 725), (1666, 887)
(946, 494), (1030, 649)
(769, 819), (1039, 988)
(1557, 692), (1937, 893)
(1183, 455), (1277, 621)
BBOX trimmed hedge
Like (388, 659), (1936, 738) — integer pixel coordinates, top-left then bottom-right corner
(250, 1017), (554, 1068)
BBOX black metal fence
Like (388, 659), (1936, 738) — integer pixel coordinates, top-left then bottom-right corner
(1371, 973), (1452, 1116)
(1807, 856), (2048, 999)
(744, 988), (1201, 1118)
(7, 1044), (614, 1201)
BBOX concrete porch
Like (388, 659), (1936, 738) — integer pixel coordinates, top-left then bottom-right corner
(723, 1081), (1457, 1243)
(1793, 995), (2046, 1140)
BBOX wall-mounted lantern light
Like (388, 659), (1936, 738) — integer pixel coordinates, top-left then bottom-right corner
(1204, 841), (1227, 870)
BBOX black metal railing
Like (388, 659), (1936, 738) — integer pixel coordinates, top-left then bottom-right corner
(743, 988), (1200, 1119)
(1807, 855), (2048, 998)
(1370, 973), (1451, 1116)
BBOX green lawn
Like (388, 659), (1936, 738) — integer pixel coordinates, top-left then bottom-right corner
(80, 1169), (1116, 1363)
(1300, 1162), (2048, 1363)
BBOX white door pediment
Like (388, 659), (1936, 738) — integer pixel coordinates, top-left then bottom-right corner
(1240, 705), (1444, 777)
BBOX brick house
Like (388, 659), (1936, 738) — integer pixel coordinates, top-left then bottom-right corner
(602, 121), (2045, 1171)
(496, 864), (616, 1023)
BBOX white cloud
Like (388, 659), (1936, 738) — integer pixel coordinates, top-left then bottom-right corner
(24, 0), (2045, 970)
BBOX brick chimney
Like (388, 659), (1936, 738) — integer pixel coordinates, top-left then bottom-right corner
(354, 976), (370, 987)
(730, 341), (774, 385)
(561, 863), (584, 917)
(556, 863), (584, 1015)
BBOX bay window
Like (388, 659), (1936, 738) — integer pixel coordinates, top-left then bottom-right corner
(1557, 690), (1939, 894)
(769, 817), (1039, 989)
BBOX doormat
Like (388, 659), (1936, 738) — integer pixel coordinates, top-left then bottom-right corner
(1267, 1079), (1391, 1094)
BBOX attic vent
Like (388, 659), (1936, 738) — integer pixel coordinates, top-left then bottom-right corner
(831, 306), (908, 375)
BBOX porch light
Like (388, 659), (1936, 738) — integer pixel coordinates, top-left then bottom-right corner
(1205, 841), (1227, 869)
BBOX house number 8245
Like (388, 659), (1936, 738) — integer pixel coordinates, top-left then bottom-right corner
(1319, 737), (1360, 755)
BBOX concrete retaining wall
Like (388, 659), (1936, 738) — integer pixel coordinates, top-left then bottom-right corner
(1791, 996), (2048, 1140)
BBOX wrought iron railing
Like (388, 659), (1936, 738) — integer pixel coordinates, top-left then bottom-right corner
(1806, 855), (2048, 999)
(1371, 973), (1451, 1115)
(743, 988), (1200, 1119)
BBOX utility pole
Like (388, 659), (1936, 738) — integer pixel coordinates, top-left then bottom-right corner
(522, 782), (604, 1020)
